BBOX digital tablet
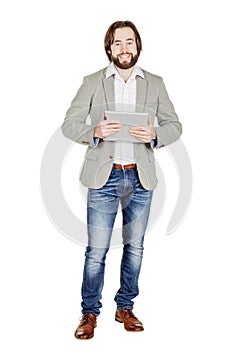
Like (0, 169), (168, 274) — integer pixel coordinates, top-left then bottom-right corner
(104, 110), (148, 142)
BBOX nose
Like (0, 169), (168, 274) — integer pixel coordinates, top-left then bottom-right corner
(121, 44), (127, 53)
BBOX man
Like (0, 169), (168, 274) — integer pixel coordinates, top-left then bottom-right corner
(62, 20), (182, 339)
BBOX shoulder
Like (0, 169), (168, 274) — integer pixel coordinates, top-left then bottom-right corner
(140, 68), (166, 91)
(141, 68), (163, 82)
(83, 67), (108, 83)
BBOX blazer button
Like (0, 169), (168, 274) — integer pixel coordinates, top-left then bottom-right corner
(109, 155), (113, 159)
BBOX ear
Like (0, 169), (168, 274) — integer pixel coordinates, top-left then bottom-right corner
(107, 50), (112, 62)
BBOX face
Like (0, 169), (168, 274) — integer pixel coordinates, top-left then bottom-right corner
(110, 27), (139, 69)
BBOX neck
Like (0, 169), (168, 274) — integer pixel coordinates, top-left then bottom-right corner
(115, 66), (135, 82)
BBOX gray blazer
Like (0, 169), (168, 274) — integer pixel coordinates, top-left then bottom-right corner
(62, 67), (182, 190)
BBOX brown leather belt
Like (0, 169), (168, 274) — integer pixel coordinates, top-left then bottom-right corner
(113, 163), (136, 171)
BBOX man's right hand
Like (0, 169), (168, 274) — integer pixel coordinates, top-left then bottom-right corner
(94, 118), (122, 139)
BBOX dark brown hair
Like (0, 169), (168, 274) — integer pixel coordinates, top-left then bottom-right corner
(104, 21), (142, 62)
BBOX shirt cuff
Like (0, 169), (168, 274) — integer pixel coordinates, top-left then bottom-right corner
(150, 138), (158, 148)
(91, 137), (100, 148)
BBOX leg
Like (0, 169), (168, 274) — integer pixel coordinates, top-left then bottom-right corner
(114, 169), (153, 310)
(81, 246), (110, 316)
(81, 170), (120, 315)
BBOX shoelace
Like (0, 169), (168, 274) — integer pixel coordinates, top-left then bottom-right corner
(122, 309), (137, 319)
(128, 310), (136, 318)
(80, 313), (95, 326)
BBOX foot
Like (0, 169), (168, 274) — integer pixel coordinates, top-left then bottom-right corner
(115, 309), (144, 332)
(74, 313), (97, 339)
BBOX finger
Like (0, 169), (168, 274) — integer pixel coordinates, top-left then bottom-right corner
(129, 126), (145, 132)
(106, 119), (121, 125)
(100, 119), (121, 127)
(148, 115), (153, 127)
(102, 127), (122, 137)
(129, 128), (152, 142)
(130, 128), (148, 135)
(104, 123), (122, 130)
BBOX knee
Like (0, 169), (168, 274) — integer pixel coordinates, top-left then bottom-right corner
(85, 246), (109, 264)
(123, 241), (144, 258)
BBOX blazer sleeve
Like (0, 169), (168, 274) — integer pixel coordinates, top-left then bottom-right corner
(155, 78), (182, 148)
(61, 77), (96, 146)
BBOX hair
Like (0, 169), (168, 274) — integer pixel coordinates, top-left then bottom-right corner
(104, 21), (142, 62)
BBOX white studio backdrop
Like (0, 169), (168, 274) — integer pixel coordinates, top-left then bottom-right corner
(0, 0), (233, 349)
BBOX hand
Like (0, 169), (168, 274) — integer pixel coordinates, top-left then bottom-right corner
(129, 116), (156, 143)
(94, 115), (122, 138)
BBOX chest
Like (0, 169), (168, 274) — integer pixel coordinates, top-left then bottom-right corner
(114, 78), (136, 106)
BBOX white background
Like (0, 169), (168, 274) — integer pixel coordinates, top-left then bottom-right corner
(1, 0), (233, 348)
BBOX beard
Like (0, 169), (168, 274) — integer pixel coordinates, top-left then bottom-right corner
(111, 53), (139, 69)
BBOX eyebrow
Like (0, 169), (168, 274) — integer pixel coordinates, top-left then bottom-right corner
(113, 38), (134, 43)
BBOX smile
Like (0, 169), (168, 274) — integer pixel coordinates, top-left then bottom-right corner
(119, 54), (131, 60)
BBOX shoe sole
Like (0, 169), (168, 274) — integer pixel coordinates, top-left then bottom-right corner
(115, 316), (144, 332)
(115, 316), (124, 323)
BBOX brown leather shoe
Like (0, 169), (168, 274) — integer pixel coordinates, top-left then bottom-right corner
(115, 309), (144, 332)
(74, 313), (97, 339)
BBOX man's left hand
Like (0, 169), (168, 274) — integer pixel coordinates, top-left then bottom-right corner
(129, 116), (156, 143)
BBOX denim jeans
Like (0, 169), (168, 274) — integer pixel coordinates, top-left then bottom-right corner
(81, 167), (153, 316)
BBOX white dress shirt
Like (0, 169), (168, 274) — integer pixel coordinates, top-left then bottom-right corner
(105, 63), (145, 165)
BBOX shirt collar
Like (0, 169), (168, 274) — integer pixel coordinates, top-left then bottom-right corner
(105, 62), (144, 80)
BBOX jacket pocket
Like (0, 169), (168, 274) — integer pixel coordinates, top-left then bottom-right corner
(85, 148), (99, 161)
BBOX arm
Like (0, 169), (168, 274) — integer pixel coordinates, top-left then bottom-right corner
(155, 78), (182, 148)
(129, 78), (182, 147)
(62, 77), (122, 147)
(61, 77), (96, 146)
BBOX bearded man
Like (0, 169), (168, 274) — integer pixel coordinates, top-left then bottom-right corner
(62, 20), (182, 339)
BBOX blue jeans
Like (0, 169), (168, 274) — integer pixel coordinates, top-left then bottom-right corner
(81, 167), (153, 316)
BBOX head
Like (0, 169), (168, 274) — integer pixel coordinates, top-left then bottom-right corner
(104, 21), (142, 69)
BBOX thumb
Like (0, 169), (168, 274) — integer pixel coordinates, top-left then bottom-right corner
(148, 115), (153, 127)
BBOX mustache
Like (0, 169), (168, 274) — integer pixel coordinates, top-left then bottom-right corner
(118, 52), (132, 55)
(117, 53), (133, 57)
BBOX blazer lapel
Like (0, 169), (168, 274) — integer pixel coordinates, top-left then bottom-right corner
(103, 75), (115, 110)
(136, 76), (148, 112)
